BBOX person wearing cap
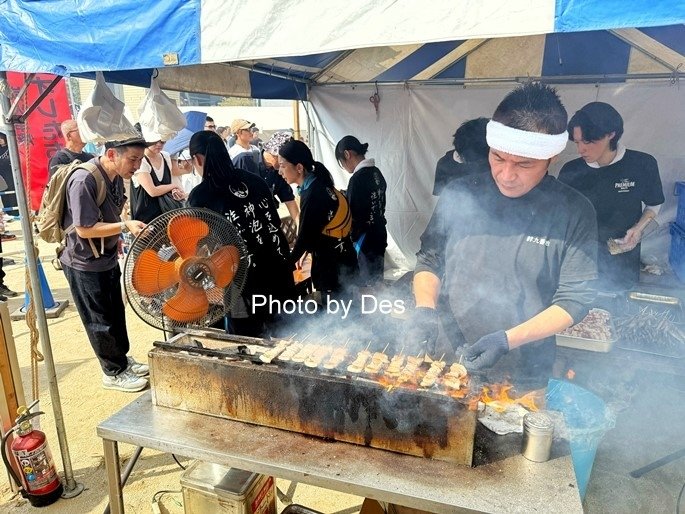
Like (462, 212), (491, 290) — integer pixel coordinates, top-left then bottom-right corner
(130, 134), (187, 224)
(60, 137), (150, 393)
(335, 135), (387, 287)
(260, 132), (299, 222)
(558, 102), (665, 290)
(48, 119), (95, 178)
(410, 82), (598, 389)
(177, 149), (202, 194)
(228, 119), (260, 173)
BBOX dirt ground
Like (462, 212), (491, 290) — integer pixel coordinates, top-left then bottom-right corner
(0, 224), (363, 514)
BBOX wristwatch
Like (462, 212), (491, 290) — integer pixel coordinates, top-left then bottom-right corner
(120, 221), (130, 234)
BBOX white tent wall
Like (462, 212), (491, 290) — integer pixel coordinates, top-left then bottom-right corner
(307, 81), (684, 274)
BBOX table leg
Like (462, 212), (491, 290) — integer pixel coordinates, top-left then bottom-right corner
(102, 438), (124, 514)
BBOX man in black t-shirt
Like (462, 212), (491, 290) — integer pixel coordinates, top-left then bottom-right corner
(411, 83), (598, 389)
(48, 120), (95, 178)
(558, 102), (664, 290)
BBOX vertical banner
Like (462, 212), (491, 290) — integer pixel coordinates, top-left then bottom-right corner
(6, 73), (71, 211)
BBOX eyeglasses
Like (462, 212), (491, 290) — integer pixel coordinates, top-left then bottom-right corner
(206, 125), (216, 130)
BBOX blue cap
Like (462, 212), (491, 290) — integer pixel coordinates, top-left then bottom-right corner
(164, 111), (207, 155)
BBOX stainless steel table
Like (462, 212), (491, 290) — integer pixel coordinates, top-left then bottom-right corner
(97, 391), (583, 514)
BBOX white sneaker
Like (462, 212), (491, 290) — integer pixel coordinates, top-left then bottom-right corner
(102, 370), (148, 392)
(127, 356), (149, 377)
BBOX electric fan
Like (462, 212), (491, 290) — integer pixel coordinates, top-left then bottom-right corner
(123, 208), (248, 330)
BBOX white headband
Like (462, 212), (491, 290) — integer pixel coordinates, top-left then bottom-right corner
(486, 120), (567, 160)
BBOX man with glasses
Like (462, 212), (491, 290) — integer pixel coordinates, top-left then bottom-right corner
(204, 116), (217, 132)
(48, 119), (95, 178)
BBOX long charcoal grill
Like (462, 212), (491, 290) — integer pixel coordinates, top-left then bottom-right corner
(149, 331), (478, 465)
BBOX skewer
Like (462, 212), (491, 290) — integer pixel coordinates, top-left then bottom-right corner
(381, 343), (389, 354)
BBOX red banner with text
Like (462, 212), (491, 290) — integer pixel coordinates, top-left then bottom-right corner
(7, 73), (71, 211)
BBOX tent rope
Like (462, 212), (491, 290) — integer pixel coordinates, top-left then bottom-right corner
(17, 111), (43, 401)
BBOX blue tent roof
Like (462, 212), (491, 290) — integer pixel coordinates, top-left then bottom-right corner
(1, 1), (684, 99)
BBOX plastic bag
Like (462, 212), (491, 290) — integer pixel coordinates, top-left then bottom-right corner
(137, 76), (186, 143)
(77, 72), (138, 143)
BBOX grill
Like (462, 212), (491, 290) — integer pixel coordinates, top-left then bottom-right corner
(149, 331), (478, 465)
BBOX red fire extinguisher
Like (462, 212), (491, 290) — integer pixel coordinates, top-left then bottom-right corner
(1, 400), (63, 507)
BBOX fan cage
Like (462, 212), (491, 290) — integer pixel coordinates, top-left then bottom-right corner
(123, 207), (249, 331)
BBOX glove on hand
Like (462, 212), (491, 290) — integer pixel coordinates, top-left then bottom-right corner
(406, 307), (439, 356)
(463, 330), (509, 370)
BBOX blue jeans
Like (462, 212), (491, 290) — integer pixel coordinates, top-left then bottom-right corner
(62, 264), (129, 376)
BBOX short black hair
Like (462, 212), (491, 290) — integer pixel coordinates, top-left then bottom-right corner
(205, 116), (214, 123)
(335, 135), (368, 163)
(453, 117), (489, 162)
(492, 82), (567, 135)
(567, 102), (623, 151)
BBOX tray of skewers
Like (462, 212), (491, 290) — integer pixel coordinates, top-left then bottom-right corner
(257, 336), (471, 396)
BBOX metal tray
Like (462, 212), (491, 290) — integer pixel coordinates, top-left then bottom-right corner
(555, 309), (616, 353)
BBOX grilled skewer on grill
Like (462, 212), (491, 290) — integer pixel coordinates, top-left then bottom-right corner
(420, 359), (446, 387)
(291, 344), (318, 363)
(347, 350), (371, 373)
(277, 342), (303, 362)
(323, 347), (348, 369)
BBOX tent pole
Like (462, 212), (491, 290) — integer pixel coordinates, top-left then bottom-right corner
(292, 101), (300, 140)
(0, 71), (84, 498)
(310, 72), (678, 88)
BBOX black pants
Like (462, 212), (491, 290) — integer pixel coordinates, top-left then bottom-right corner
(62, 264), (129, 376)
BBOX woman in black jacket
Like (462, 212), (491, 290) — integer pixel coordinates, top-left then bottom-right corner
(188, 130), (294, 336)
(335, 135), (387, 287)
(278, 140), (358, 300)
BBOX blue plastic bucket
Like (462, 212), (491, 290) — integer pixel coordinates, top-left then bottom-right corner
(545, 379), (614, 500)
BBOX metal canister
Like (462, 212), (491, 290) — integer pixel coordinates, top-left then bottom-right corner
(521, 411), (554, 462)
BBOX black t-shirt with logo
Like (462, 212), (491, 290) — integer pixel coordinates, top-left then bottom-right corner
(558, 150), (664, 288)
(188, 168), (294, 303)
(416, 173), (598, 387)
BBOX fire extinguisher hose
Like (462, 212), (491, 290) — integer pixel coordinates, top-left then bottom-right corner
(1, 427), (27, 496)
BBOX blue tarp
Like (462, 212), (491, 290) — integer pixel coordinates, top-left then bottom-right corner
(1, 1), (683, 99)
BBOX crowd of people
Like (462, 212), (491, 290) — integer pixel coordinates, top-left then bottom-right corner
(48, 81), (664, 392)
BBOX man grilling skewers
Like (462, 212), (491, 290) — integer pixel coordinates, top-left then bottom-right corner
(410, 82), (598, 389)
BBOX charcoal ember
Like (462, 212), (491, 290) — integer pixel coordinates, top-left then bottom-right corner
(560, 309), (613, 341)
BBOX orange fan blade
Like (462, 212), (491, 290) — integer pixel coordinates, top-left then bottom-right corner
(131, 249), (180, 296)
(167, 214), (210, 259)
(207, 245), (240, 288)
(162, 281), (209, 323)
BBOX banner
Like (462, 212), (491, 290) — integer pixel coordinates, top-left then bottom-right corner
(6, 73), (71, 211)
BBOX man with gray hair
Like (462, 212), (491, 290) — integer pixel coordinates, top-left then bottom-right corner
(48, 119), (94, 177)
(411, 82), (598, 389)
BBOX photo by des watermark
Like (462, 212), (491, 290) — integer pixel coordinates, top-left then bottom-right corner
(252, 295), (405, 320)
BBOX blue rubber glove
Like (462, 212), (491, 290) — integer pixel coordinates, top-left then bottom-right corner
(463, 330), (509, 370)
(406, 307), (439, 356)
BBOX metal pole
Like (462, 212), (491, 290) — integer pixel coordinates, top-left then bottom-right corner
(0, 71), (83, 497)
